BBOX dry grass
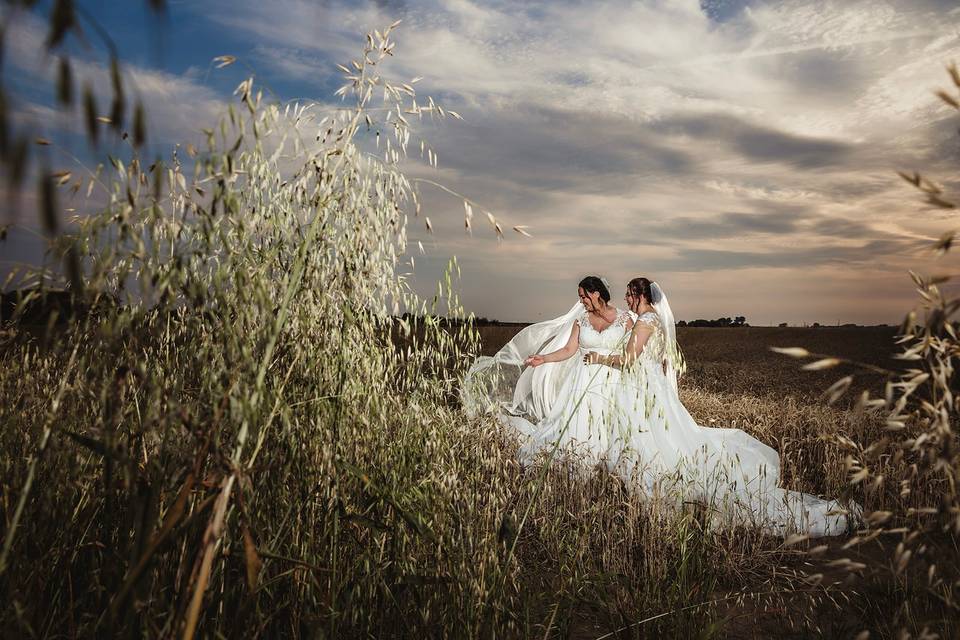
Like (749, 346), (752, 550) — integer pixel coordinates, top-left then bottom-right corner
(0, 24), (957, 640)
(477, 322), (958, 638)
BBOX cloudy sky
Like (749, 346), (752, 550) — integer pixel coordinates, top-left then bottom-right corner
(3, 0), (960, 324)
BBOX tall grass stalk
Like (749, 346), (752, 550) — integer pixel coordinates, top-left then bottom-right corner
(0, 25), (879, 639)
(774, 63), (960, 638)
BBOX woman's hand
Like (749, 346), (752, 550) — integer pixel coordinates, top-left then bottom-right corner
(583, 351), (603, 366)
(525, 355), (546, 368)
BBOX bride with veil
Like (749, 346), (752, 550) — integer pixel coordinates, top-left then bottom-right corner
(462, 276), (858, 538)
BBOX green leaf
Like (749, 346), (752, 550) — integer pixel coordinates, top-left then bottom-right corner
(39, 169), (58, 234)
(133, 101), (146, 148)
(109, 57), (125, 131)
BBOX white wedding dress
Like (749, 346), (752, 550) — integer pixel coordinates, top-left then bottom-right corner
(502, 307), (635, 468)
(463, 292), (858, 538)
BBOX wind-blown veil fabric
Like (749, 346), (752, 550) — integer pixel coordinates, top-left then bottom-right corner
(461, 303), (583, 422)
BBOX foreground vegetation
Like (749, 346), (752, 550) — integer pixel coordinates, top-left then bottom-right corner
(1, 20), (959, 640)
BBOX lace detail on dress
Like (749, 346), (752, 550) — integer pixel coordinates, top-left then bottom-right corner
(577, 308), (631, 352)
(635, 311), (665, 364)
(578, 308), (630, 332)
(635, 311), (660, 328)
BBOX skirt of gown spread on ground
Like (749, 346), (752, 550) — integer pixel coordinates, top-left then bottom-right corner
(462, 303), (859, 538)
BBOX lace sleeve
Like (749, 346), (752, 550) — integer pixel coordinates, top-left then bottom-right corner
(635, 311), (660, 330)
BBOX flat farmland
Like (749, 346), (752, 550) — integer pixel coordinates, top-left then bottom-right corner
(477, 324), (901, 402)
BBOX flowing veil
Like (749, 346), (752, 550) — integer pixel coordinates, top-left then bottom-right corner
(650, 281), (685, 393)
(462, 303), (583, 422)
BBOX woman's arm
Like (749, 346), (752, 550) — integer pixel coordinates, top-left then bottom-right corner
(624, 322), (653, 367)
(584, 351), (622, 367)
(584, 320), (652, 369)
(524, 323), (580, 367)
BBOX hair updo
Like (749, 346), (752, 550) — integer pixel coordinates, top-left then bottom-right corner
(578, 276), (610, 302)
(627, 277), (653, 303)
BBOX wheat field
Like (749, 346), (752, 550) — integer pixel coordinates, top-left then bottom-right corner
(474, 323), (944, 638)
(1, 19), (958, 638)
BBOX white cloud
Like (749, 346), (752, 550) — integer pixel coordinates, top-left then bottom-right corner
(4, 10), (226, 153)
(8, 0), (960, 323)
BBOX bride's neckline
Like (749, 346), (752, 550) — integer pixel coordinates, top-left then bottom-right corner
(583, 307), (622, 334)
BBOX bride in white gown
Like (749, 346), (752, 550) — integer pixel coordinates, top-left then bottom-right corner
(510, 276), (636, 467)
(462, 276), (858, 538)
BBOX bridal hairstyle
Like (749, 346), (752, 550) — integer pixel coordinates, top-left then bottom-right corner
(578, 276), (611, 302)
(627, 277), (654, 304)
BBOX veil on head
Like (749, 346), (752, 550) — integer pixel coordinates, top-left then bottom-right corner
(650, 281), (685, 392)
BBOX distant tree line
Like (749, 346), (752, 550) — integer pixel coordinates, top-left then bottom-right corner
(776, 322), (882, 328)
(3, 296), (894, 332)
(677, 316), (748, 328)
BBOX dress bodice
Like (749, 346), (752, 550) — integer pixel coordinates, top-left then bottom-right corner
(634, 311), (666, 365)
(577, 308), (631, 353)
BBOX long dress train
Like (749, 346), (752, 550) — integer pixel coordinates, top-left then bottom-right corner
(462, 303), (858, 538)
(612, 311), (855, 537)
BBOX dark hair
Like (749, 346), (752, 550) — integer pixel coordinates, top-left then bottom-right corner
(578, 276), (610, 302)
(627, 277), (653, 303)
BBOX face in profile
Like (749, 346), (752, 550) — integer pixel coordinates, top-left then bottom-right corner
(578, 286), (600, 311)
(625, 278), (651, 313)
(624, 287), (637, 313)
